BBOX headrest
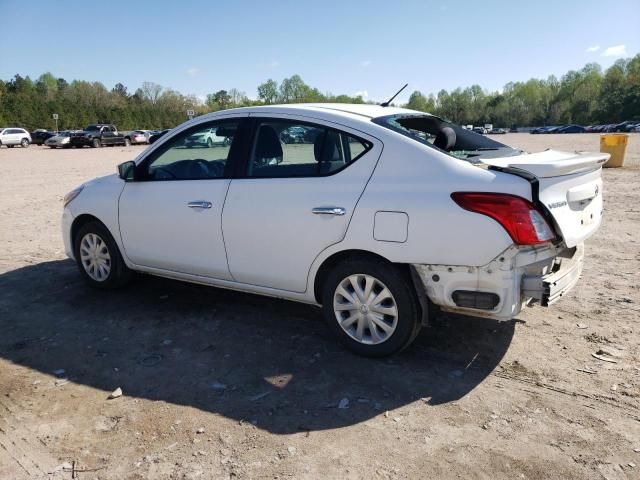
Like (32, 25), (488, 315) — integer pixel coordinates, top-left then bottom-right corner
(434, 127), (456, 151)
(314, 131), (340, 162)
(254, 125), (283, 158)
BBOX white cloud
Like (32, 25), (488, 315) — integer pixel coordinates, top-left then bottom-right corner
(354, 90), (369, 99)
(186, 67), (200, 77)
(585, 45), (600, 53)
(602, 44), (626, 57)
(360, 60), (372, 67)
(269, 60), (280, 68)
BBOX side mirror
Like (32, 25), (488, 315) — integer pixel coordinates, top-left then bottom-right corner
(118, 161), (136, 182)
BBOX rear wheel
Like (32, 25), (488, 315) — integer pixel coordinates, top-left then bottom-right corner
(74, 221), (133, 289)
(321, 257), (421, 357)
(20, 138), (29, 147)
(124, 138), (131, 147)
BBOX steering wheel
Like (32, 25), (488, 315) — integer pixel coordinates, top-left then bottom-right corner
(189, 159), (211, 178)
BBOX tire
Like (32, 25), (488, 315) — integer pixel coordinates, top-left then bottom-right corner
(49, 146), (56, 149)
(207, 137), (213, 147)
(321, 257), (421, 357)
(123, 138), (131, 147)
(92, 138), (101, 148)
(20, 138), (29, 148)
(7, 145), (14, 148)
(74, 221), (133, 289)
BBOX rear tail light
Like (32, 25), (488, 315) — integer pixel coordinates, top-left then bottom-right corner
(451, 192), (556, 245)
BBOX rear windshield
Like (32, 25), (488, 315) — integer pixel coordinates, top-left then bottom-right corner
(372, 114), (520, 162)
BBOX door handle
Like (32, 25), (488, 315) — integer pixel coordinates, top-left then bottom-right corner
(188, 201), (212, 209)
(312, 206), (346, 216)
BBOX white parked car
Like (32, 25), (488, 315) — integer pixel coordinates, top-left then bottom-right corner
(0, 127), (31, 147)
(61, 104), (606, 356)
(185, 126), (231, 147)
(125, 130), (152, 145)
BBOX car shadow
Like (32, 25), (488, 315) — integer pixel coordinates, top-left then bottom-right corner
(0, 260), (515, 434)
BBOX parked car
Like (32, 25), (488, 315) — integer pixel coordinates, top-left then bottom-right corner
(613, 121), (639, 132)
(280, 126), (308, 143)
(488, 128), (507, 134)
(472, 127), (486, 134)
(530, 126), (560, 134)
(62, 104), (605, 357)
(184, 127), (231, 147)
(148, 129), (171, 144)
(45, 131), (74, 148)
(124, 130), (149, 145)
(0, 127), (31, 147)
(556, 125), (586, 134)
(30, 129), (56, 145)
(70, 124), (129, 148)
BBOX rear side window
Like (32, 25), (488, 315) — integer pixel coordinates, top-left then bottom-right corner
(373, 114), (519, 162)
(246, 119), (372, 178)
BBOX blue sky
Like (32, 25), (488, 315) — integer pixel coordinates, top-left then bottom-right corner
(1, 0), (638, 104)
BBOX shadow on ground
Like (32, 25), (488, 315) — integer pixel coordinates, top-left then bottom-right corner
(0, 260), (515, 434)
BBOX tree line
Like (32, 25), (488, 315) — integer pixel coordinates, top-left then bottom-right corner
(407, 55), (640, 127)
(0, 55), (638, 131)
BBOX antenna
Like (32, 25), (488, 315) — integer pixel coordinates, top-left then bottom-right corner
(380, 83), (408, 107)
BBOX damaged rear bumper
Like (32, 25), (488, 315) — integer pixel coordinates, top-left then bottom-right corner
(412, 243), (584, 320)
(522, 244), (583, 306)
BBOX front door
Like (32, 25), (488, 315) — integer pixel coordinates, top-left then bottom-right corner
(222, 117), (381, 292)
(118, 117), (245, 279)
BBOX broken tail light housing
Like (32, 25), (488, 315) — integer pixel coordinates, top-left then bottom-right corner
(451, 192), (556, 245)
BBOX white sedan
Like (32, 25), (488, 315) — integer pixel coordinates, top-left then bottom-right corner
(61, 104), (606, 356)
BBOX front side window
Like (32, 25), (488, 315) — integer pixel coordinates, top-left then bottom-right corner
(246, 120), (371, 178)
(140, 121), (239, 181)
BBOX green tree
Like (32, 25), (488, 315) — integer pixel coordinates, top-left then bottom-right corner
(257, 79), (279, 104)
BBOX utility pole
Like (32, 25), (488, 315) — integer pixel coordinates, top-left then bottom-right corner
(52, 113), (59, 133)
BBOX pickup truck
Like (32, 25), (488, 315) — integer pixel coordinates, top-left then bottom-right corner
(70, 124), (130, 148)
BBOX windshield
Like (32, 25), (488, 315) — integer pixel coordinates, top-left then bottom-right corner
(372, 114), (520, 162)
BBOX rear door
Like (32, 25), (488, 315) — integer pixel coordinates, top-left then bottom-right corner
(118, 116), (248, 278)
(222, 116), (381, 292)
(102, 126), (116, 145)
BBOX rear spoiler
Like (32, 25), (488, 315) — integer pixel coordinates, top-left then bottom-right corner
(482, 150), (609, 178)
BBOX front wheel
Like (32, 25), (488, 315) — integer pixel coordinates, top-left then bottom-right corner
(74, 221), (133, 289)
(92, 138), (101, 148)
(124, 138), (131, 147)
(321, 258), (421, 357)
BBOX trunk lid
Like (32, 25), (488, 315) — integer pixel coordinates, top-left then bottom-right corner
(482, 149), (608, 248)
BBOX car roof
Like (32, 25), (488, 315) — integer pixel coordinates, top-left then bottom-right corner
(189, 103), (431, 132)
(245, 103), (423, 119)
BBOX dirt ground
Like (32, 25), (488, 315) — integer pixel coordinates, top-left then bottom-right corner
(0, 133), (639, 480)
